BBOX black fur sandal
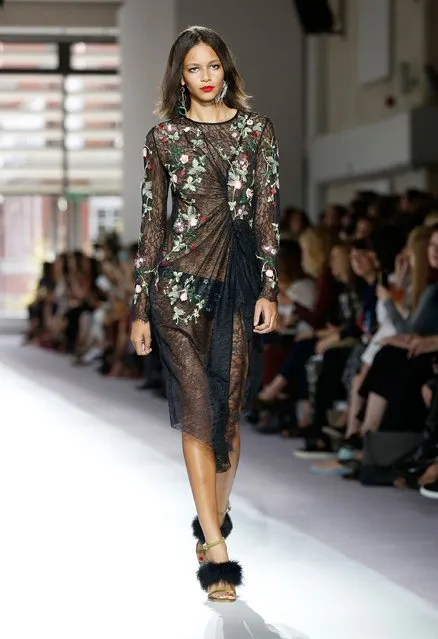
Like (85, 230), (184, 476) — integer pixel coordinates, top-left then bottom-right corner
(196, 537), (242, 602)
(192, 503), (233, 564)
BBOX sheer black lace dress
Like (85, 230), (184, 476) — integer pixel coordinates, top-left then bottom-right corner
(131, 110), (280, 472)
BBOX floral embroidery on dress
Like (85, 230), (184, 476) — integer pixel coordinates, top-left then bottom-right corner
(141, 144), (154, 221)
(131, 112), (280, 324)
(157, 128), (209, 269)
(254, 122), (280, 296)
(257, 225), (280, 289)
(163, 270), (206, 325)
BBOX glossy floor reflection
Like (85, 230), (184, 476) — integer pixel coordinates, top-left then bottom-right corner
(1, 360), (438, 639)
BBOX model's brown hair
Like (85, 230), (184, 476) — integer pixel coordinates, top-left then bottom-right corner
(155, 26), (251, 120)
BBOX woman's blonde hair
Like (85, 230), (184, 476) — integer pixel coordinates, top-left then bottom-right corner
(299, 227), (332, 278)
(424, 211), (438, 227)
(329, 242), (354, 286)
(407, 225), (432, 309)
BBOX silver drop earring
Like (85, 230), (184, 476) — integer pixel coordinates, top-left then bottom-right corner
(178, 85), (188, 116)
(214, 80), (228, 104)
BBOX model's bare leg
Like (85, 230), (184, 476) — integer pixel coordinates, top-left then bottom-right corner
(182, 312), (246, 599)
(182, 434), (232, 599)
(216, 429), (240, 522)
(215, 311), (246, 520)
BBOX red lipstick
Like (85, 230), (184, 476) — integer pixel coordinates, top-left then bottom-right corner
(201, 86), (214, 93)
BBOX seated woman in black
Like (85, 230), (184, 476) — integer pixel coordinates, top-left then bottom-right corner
(358, 224), (438, 434)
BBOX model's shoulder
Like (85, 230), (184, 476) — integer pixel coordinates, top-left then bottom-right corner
(146, 116), (187, 145)
(243, 111), (273, 127)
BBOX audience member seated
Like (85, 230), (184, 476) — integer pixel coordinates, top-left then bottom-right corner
(345, 225), (431, 446)
(294, 238), (379, 460)
(357, 224), (438, 436)
(279, 206), (310, 241)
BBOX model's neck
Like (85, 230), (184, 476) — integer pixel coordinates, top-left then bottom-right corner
(186, 101), (236, 123)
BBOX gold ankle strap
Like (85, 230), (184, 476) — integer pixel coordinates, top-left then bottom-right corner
(202, 536), (225, 552)
(218, 502), (231, 516)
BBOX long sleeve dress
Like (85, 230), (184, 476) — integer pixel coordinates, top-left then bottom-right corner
(131, 110), (280, 472)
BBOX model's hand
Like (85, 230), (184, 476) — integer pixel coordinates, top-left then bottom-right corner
(130, 319), (152, 356)
(253, 299), (278, 334)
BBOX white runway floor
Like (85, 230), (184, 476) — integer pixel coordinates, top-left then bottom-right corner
(1, 352), (438, 639)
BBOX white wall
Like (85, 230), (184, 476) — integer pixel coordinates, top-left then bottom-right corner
(305, 0), (438, 212)
(323, 0), (427, 134)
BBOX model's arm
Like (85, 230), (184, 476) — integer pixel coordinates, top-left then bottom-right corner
(131, 127), (169, 323)
(253, 118), (280, 302)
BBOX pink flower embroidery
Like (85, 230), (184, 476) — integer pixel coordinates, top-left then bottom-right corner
(266, 269), (274, 278)
(189, 217), (198, 227)
(135, 284), (142, 293)
(232, 180), (242, 190)
(180, 291), (188, 301)
(180, 154), (189, 164)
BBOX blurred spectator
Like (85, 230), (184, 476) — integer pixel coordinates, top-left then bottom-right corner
(280, 206), (310, 240)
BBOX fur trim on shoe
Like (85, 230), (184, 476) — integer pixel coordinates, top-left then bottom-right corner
(197, 560), (243, 592)
(192, 513), (233, 544)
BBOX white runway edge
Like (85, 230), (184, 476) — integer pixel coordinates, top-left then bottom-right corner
(1, 362), (438, 639)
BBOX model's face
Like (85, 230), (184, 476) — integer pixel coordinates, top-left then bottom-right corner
(428, 231), (438, 269)
(181, 43), (224, 103)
